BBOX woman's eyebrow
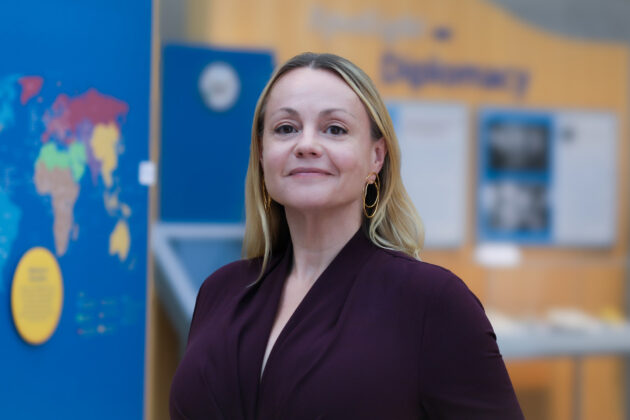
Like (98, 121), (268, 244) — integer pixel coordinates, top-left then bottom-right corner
(269, 107), (299, 118)
(319, 108), (357, 120)
(269, 107), (357, 121)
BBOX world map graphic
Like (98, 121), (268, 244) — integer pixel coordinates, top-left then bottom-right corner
(1, 2), (150, 418)
(0, 74), (137, 298)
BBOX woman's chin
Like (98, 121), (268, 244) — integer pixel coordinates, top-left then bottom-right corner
(281, 200), (333, 212)
(279, 197), (360, 216)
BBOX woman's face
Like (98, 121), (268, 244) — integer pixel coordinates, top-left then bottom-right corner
(261, 68), (386, 215)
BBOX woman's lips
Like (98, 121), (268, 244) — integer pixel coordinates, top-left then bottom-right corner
(288, 167), (331, 176)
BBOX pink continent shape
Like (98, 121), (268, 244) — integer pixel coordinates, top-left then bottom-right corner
(41, 88), (129, 144)
(18, 76), (44, 105)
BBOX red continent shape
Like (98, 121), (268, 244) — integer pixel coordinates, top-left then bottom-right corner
(41, 88), (129, 144)
(18, 76), (44, 105)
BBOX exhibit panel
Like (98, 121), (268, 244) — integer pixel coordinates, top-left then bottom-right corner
(388, 100), (469, 248)
(477, 108), (618, 247)
(0, 2), (152, 419)
(160, 45), (274, 223)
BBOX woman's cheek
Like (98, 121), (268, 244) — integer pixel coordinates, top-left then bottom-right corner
(262, 147), (286, 176)
(331, 147), (367, 177)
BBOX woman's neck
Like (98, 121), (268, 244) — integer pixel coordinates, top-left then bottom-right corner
(284, 202), (362, 285)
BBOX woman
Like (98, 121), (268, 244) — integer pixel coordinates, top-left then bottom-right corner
(170, 52), (524, 419)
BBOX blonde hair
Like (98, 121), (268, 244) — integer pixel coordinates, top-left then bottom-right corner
(243, 52), (424, 276)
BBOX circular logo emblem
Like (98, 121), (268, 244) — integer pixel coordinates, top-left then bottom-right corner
(198, 62), (241, 112)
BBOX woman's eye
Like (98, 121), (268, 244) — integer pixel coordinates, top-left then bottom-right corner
(274, 124), (296, 135)
(326, 125), (347, 135)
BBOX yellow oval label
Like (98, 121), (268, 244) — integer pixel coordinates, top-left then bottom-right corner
(11, 247), (64, 345)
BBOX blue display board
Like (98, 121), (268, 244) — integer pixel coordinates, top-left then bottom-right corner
(0, 2), (151, 418)
(160, 45), (274, 222)
(477, 109), (553, 244)
(478, 108), (618, 247)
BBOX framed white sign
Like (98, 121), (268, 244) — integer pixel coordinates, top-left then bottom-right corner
(553, 111), (617, 246)
(388, 101), (469, 248)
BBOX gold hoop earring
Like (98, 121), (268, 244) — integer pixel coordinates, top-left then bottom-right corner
(262, 181), (272, 212)
(363, 172), (380, 219)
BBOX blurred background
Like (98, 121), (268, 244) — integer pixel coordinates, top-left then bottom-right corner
(1, 0), (630, 419)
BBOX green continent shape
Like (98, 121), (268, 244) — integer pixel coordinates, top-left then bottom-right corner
(35, 142), (87, 182)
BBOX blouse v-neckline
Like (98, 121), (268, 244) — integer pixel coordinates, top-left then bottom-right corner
(259, 274), (308, 379)
(259, 233), (362, 379)
(260, 229), (364, 379)
(232, 227), (376, 419)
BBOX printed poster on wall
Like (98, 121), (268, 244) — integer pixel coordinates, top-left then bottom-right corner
(553, 111), (617, 246)
(388, 101), (468, 248)
(477, 108), (617, 246)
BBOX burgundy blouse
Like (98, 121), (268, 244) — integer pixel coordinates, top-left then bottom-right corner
(169, 229), (524, 419)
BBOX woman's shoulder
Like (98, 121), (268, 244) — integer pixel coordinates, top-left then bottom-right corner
(207, 257), (263, 281)
(195, 257), (262, 305)
(365, 246), (480, 308)
(369, 246), (460, 285)
(366, 246), (492, 339)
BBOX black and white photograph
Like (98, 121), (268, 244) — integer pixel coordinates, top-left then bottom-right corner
(487, 119), (550, 172)
(482, 181), (549, 234)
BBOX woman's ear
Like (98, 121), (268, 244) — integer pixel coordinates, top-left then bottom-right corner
(372, 137), (387, 173)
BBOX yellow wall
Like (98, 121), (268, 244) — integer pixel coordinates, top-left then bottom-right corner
(148, 1), (630, 419)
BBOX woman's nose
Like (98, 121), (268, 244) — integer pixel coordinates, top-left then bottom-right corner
(294, 129), (322, 157)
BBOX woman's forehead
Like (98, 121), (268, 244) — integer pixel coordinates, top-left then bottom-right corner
(266, 68), (362, 113)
